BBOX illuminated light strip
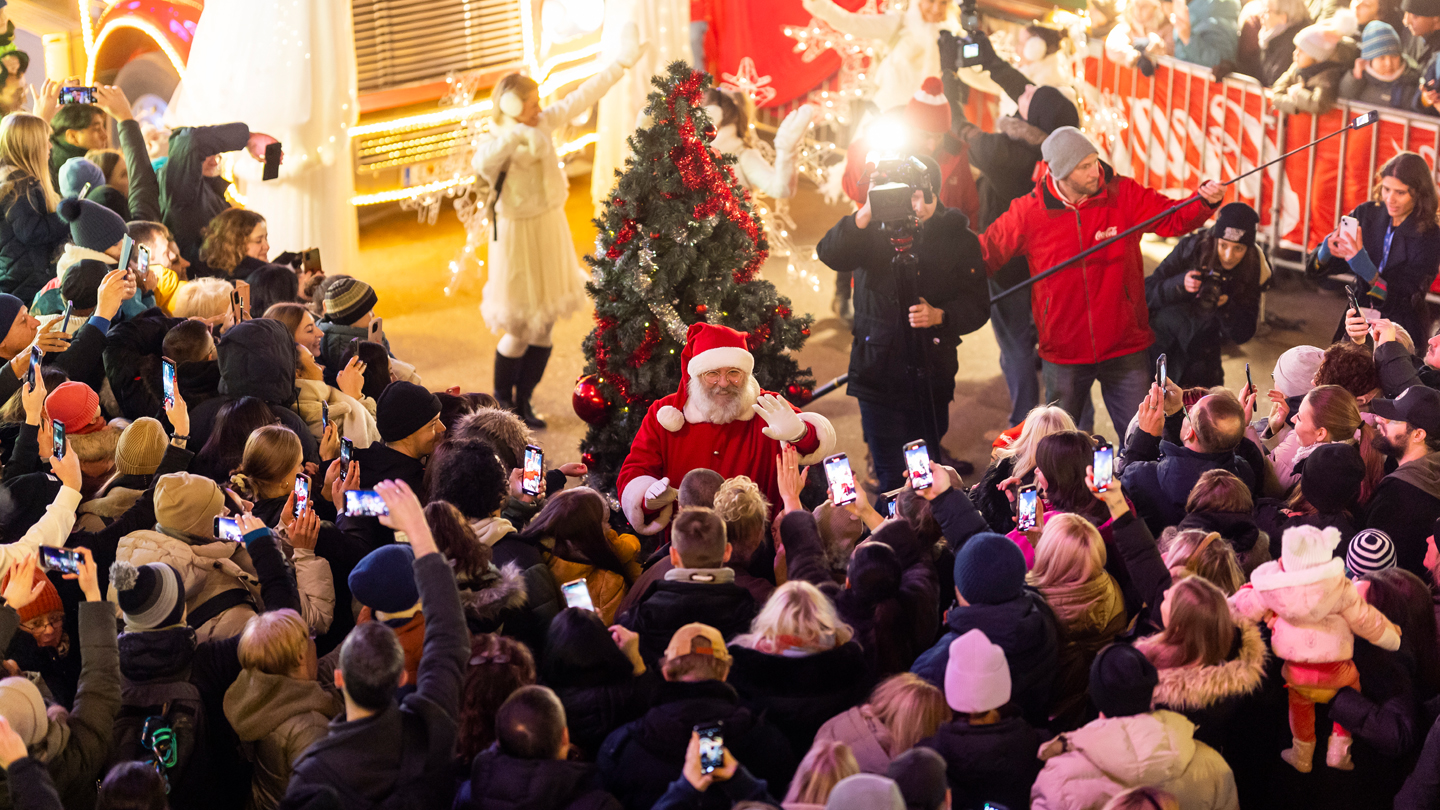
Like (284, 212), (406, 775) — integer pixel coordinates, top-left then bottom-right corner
(358, 128), (466, 150)
(86, 19), (189, 84)
(351, 175), (475, 206)
(559, 131), (597, 155)
(520, 0), (538, 75)
(348, 101), (492, 139)
(537, 42), (603, 83)
(539, 61), (600, 97)
(78, 0), (94, 59)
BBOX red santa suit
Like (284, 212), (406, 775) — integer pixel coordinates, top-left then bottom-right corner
(617, 323), (837, 534)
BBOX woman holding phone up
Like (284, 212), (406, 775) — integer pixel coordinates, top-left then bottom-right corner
(1308, 151), (1440, 343)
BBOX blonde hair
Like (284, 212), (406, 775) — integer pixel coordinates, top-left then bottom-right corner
(0, 113), (58, 212)
(199, 208), (266, 274)
(229, 425), (302, 501)
(1163, 530), (1245, 595)
(996, 405), (1076, 479)
(237, 609), (308, 674)
(1028, 513), (1106, 589)
(738, 581), (852, 649)
(790, 741), (859, 805)
(865, 673), (951, 755)
(713, 475), (770, 558)
(1138, 576), (1236, 668)
(171, 277), (233, 320)
(492, 73), (540, 122)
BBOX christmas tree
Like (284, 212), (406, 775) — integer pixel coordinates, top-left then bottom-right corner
(575, 61), (817, 493)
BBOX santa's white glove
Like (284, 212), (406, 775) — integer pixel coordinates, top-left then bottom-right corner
(617, 22), (646, 68)
(753, 394), (807, 443)
(774, 105), (818, 157)
(644, 476), (678, 510)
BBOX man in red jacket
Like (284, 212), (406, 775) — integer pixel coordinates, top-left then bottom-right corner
(978, 126), (1224, 439)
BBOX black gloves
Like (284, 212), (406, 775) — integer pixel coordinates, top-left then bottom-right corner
(939, 30), (960, 75)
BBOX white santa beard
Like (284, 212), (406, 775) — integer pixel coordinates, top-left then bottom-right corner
(684, 375), (760, 424)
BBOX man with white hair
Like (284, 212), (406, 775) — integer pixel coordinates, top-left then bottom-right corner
(617, 323), (836, 535)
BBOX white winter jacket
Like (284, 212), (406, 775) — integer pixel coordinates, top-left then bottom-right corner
(802, 0), (957, 112)
(0, 485), (80, 565)
(1031, 710), (1239, 810)
(474, 59), (628, 221)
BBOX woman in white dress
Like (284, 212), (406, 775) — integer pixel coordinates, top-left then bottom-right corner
(474, 23), (644, 429)
(701, 89), (817, 199)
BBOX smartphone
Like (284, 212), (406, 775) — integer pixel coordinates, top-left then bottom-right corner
(60, 299), (73, 333)
(1155, 353), (1167, 388)
(695, 723), (724, 775)
(903, 440), (933, 490)
(368, 317), (384, 343)
(345, 489), (389, 516)
(1245, 362), (1253, 397)
(1351, 110), (1379, 129)
(235, 280), (250, 320)
(116, 235), (134, 281)
(339, 437), (353, 468)
(161, 357), (176, 410)
(51, 420), (65, 460)
(521, 444), (544, 496)
(58, 86), (97, 105)
(1346, 283), (1365, 320)
(214, 516), (243, 542)
(1016, 484), (1038, 531)
(38, 547), (81, 575)
(77, 182), (91, 200)
(1094, 446), (1114, 493)
(320, 400), (330, 432)
(1340, 215), (1360, 244)
(561, 578), (596, 611)
(303, 247), (321, 274)
(231, 291), (243, 323)
(262, 141), (283, 181)
(24, 345), (39, 391)
(293, 474), (310, 518)
(823, 453), (858, 506)
(135, 245), (149, 282)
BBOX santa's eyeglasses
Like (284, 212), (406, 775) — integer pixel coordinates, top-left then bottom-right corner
(701, 369), (746, 385)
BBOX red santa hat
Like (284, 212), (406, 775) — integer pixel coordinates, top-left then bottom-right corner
(904, 77), (951, 135)
(656, 323), (754, 432)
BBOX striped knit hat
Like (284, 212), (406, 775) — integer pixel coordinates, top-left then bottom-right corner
(1346, 528), (1396, 578)
(1362, 22), (1403, 59)
(323, 277), (378, 326)
(110, 561), (186, 630)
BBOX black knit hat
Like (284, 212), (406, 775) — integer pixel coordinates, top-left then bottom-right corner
(110, 561), (186, 630)
(376, 381), (441, 442)
(1024, 85), (1080, 134)
(1302, 442), (1364, 513)
(1212, 202), (1259, 247)
(952, 532), (1026, 605)
(60, 259), (109, 310)
(887, 748), (948, 810)
(1089, 643), (1158, 717)
(58, 196), (127, 253)
(1404, 0), (1440, 17)
(323, 277), (378, 326)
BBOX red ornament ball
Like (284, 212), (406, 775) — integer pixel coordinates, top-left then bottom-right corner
(695, 304), (708, 314)
(800, 326), (810, 336)
(703, 122), (717, 142)
(572, 375), (609, 425)
(581, 451), (596, 467)
(786, 383), (814, 406)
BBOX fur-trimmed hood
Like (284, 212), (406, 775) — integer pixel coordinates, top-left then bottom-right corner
(457, 561), (527, 627)
(1144, 619), (1268, 712)
(997, 114), (1048, 147)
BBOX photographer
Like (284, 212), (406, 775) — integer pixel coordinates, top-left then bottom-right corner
(979, 127), (1224, 437)
(1146, 203), (1264, 388)
(817, 155), (990, 491)
(941, 29), (1080, 426)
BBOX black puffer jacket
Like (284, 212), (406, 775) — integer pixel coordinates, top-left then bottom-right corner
(618, 577), (758, 665)
(816, 206), (990, 406)
(1120, 431), (1258, 536)
(0, 175), (67, 304)
(460, 750), (620, 810)
(596, 679), (796, 810)
(725, 642), (869, 759)
(1140, 618), (1269, 753)
(102, 307), (183, 419)
(552, 672), (659, 762)
(160, 124), (250, 262)
(917, 715), (1042, 810)
(188, 319), (318, 463)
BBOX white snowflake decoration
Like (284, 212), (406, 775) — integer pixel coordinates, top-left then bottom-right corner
(719, 57), (777, 106)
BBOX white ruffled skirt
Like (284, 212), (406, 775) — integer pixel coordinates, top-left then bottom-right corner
(481, 207), (590, 339)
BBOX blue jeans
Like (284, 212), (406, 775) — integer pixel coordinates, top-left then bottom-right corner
(989, 278), (1039, 427)
(857, 396), (949, 492)
(1042, 350), (1151, 445)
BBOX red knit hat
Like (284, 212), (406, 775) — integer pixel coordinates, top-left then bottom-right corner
(905, 77), (951, 135)
(44, 382), (105, 435)
(15, 578), (61, 625)
(656, 323), (754, 432)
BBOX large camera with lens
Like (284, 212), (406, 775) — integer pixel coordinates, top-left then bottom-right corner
(1196, 266), (1229, 310)
(955, 0), (986, 68)
(868, 155), (934, 232)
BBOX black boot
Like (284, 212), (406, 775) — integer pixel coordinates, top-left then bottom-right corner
(515, 345), (552, 429)
(493, 351), (522, 411)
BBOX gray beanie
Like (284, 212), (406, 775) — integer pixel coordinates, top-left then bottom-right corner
(1042, 126), (1099, 180)
(59, 157), (105, 200)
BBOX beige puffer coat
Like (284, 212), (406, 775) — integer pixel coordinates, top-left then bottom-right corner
(293, 378), (379, 449)
(224, 668), (341, 810)
(115, 528), (261, 641)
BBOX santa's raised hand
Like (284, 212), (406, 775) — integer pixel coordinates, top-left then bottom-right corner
(752, 394), (807, 442)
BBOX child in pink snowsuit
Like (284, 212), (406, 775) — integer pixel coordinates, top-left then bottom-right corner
(1229, 524), (1401, 772)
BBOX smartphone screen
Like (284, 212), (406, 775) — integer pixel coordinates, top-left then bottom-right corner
(1351, 110), (1379, 129)
(696, 724), (724, 774)
(135, 245), (149, 282)
(1017, 485), (1038, 531)
(903, 440), (933, 490)
(161, 358), (176, 410)
(25, 346), (39, 391)
(58, 86), (97, 105)
(1094, 446), (1114, 493)
(561, 578), (596, 611)
(39, 547), (81, 575)
(340, 437), (353, 468)
(214, 516), (243, 542)
(321, 400), (330, 432)
(345, 489), (389, 516)
(522, 444), (543, 496)
(51, 420), (65, 460)
(1155, 353), (1167, 389)
(60, 299), (73, 333)
(263, 141), (283, 181)
(293, 475), (310, 517)
(823, 453), (857, 506)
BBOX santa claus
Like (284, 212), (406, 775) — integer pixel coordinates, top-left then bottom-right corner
(617, 323), (837, 534)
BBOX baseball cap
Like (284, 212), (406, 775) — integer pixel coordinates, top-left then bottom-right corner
(1370, 385), (1440, 436)
(663, 623), (731, 662)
